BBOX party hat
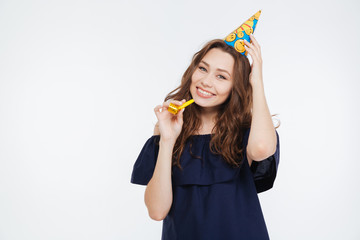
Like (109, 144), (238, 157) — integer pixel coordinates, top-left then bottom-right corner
(223, 10), (262, 57)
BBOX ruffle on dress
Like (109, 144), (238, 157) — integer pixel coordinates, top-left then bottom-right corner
(171, 134), (241, 186)
(130, 128), (280, 193)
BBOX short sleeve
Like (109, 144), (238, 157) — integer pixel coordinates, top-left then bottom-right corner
(243, 128), (280, 193)
(130, 135), (160, 186)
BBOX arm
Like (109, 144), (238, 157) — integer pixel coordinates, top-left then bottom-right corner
(247, 81), (277, 162)
(146, 99), (185, 220)
(244, 34), (277, 165)
(153, 121), (160, 135)
(144, 124), (174, 221)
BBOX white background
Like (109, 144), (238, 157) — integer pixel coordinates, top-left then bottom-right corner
(0, 0), (359, 239)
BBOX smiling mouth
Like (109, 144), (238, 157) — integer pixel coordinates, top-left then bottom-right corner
(196, 87), (215, 97)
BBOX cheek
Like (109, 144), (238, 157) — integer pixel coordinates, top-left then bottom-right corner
(218, 84), (233, 97)
(191, 71), (201, 83)
(190, 75), (198, 90)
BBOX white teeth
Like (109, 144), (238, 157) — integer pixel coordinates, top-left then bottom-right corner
(198, 88), (213, 96)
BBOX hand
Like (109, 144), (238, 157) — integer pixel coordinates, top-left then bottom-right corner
(154, 99), (186, 142)
(244, 34), (263, 86)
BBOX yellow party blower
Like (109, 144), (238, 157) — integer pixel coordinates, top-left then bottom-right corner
(168, 99), (195, 115)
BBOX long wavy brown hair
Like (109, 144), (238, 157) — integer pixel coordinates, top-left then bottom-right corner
(161, 39), (280, 170)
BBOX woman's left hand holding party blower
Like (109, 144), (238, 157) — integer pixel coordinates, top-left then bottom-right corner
(154, 99), (186, 142)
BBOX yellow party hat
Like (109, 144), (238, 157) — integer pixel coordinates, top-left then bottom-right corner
(224, 10), (262, 57)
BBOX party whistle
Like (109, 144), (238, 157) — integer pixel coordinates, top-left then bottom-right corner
(168, 99), (195, 115)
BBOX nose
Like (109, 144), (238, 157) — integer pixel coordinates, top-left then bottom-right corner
(200, 74), (213, 88)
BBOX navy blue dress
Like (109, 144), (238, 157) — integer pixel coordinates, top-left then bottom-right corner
(130, 128), (280, 240)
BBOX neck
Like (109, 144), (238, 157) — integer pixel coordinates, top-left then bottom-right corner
(198, 106), (219, 133)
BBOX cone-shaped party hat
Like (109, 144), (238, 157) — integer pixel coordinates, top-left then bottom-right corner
(223, 10), (262, 57)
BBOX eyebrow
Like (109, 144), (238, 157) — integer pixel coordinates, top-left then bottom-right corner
(200, 60), (231, 77)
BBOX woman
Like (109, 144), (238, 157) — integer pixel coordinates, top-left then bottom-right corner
(131, 34), (280, 239)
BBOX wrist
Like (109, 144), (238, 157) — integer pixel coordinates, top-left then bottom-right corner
(250, 79), (264, 90)
(160, 137), (177, 147)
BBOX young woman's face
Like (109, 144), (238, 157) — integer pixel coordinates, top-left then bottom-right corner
(190, 48), (234, 110)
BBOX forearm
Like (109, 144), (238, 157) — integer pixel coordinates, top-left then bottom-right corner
(144, 139), (174, 221)
(249, 81), (277, 159)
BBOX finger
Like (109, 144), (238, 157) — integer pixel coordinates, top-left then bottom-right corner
(174, 99), (186, 108)
(249, 34), (261, 52)
(244, 38), (260, 58)
(248, 35), (261, 57)
(244, 39), (255, 51)
(165, 99), (183, 107)
(162, 105), (168, 112)
(154, 105), (162, 112)
(162, 99), (186, 113)
(154, 105), (163, 118)
(244, 45), (254, 58)
(177, 108), (185, 123)
(159, 106), (167, 113)
(244, 39), (255, 54)
(176, 99), (185, 106)
(244, 44), (259, 62)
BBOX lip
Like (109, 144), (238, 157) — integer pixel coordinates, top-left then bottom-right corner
(196, 87), (216, 98)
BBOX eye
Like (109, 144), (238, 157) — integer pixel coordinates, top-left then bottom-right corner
(218, 75), (226, 80)
(199, 66), (207, 72)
